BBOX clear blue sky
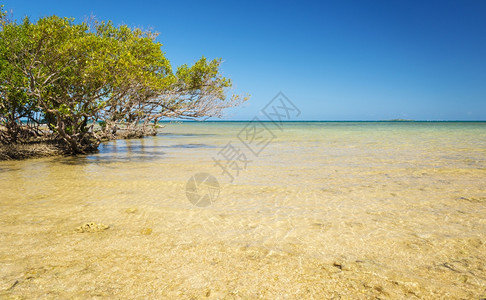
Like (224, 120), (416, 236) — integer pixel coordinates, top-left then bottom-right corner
(3, 0), (486, 120)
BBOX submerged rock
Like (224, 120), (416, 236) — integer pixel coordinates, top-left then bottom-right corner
(75, 222), (109, 233)
(141, 228), (152, 235)
(124, 208), (138, 214)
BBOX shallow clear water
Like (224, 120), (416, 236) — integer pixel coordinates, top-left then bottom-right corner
(1, 122), (485, 298)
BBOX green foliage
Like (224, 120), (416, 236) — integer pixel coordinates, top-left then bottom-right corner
(0, 6), (246, 152)
(176, 57), (231, 99)
(0, 12), (38, 143)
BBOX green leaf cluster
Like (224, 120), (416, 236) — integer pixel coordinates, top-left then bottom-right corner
(0, 8), (246, 153)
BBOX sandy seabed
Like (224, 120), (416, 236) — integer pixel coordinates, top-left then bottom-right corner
(1, 122), (485, 299)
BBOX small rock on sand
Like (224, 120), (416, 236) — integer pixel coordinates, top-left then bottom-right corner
(75, 222), (109, 233)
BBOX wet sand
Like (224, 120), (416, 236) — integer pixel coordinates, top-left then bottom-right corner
(1, 122), (485, 298)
